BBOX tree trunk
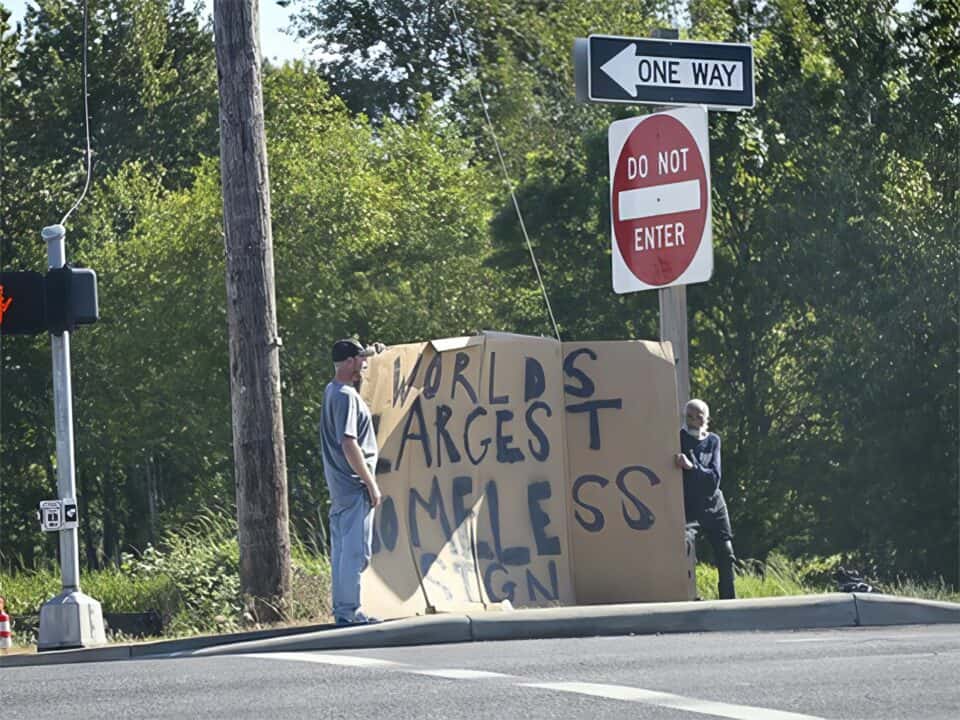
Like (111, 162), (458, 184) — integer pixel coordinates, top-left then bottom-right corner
(146, 455), (158, 546)
(81, 469), (98, 569)
(101, 471), (115, 568)
(212, 0), (291, 622)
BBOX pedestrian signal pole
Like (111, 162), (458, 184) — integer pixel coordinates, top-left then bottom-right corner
(37, 224), (106, 651)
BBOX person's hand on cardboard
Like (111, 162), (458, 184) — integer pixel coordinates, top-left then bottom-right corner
(675, 453), (694, 470)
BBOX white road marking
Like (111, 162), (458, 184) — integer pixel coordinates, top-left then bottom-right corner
(522, 681), (828, 720)
(409, 668), (515, 680)
(239, 652), (400, 667)
(777, 631), (954, 644)
(242, 652), (836, 718)
(618, 179), (701, 220)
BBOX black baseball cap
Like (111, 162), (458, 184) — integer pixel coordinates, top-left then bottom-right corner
(332, 338), (375, 362)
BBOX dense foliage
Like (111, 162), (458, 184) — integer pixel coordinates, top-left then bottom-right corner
(1, 0), (956, 587)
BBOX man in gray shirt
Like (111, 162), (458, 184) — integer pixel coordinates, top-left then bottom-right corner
(321, 338), (383, 625)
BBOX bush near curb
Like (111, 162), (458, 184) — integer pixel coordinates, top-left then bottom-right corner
(0, 511), (334, 646)
(3, 529), (957, 647)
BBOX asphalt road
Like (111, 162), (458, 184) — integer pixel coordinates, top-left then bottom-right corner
(4, 625), (959, 719)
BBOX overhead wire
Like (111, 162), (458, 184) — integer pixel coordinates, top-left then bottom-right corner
(449, 3), (562, 343)
(60, 0), (92, 226)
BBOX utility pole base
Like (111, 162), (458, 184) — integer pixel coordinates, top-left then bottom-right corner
(38, 590), (106, 651)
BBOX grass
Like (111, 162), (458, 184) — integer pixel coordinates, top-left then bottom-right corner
(696, 552), (819, 600)
(880, 576), (960, 604)
(696, 551), (960, 603)
(3, 527), (957, 649)
(0, 510), (334, 647)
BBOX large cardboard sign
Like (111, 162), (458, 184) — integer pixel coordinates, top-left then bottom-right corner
(360, 334), (574, 616)
(359, 333), (689, 618)
(562, 340), (689, 603)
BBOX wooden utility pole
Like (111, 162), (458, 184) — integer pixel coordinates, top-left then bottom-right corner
(213, 0), (291, 621)
(659, 285), (689, 413)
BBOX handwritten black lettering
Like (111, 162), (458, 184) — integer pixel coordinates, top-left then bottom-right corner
(487, 351), (509, 404)
(393, 353), (422, 407)
(528, 480), (561, 555)
(434, 404), (461, 467)
(463, 406), (490, 465)
(572, 474), (608, 532)
(566, 398), (623, 450)
(451, 475), (473, 528)
(409, 476), (452, 547)
(395, 396), (431, 469)
(563, 348), (597, 397)
(525, 401), (551, 461)
(423, 352), (442, 400)
(495, 409), (525, 464)
(477, 479), (530, 565)
(524, 356), (545, 401)
(616, 465), (659, 531)
(483, 562), (516, 603)
(451, 351), (478, 403)
(526, 559), (559, 602)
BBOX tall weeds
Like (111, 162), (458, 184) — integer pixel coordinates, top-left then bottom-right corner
(0, 508), (334, 645)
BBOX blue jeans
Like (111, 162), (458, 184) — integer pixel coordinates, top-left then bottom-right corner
(329, 492), (374, 622)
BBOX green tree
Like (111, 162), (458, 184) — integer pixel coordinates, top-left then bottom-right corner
(61, 66), (502, 563)
(683, 0), (957, 582)
(1, 0), (218, 568)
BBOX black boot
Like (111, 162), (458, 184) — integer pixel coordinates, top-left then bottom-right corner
(717, 540), (737, 600)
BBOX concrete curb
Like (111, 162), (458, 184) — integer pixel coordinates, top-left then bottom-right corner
(853, 593), (960, 626)
(0, 644), (132, 667)
(129, 622), (339, 658)
(2, 593), (958, 668)
(189, 614), (472, 657)
(468, 594), (859, 642)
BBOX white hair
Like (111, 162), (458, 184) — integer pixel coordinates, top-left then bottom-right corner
(683, 398), (710, 435)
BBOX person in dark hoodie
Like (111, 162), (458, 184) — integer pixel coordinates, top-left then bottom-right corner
(675, 398), (738, 599)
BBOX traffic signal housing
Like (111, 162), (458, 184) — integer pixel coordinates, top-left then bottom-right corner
(0, 271), (46, 335)
(44, 265), (99, 335)
(0, 265), (99, 336)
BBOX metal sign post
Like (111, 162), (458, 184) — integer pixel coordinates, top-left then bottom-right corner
(37, 223), (105, 651)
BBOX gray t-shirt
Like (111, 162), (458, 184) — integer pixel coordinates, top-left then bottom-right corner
(320, 380), (378, 508)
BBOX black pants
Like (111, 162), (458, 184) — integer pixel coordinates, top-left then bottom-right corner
(686, 491), (737, 600)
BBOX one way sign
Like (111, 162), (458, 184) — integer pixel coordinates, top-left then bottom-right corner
(579, 35), (754, 110)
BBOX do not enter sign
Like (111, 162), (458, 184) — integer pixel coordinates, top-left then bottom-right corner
(608, 107), (712, 293)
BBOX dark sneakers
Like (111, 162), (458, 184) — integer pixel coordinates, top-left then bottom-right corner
(335, 611), (383, 626)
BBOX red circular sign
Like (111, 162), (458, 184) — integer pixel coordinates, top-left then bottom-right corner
(612, 115), (707, 286)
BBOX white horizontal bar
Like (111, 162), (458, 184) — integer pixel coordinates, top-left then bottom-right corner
(618, 179), (701, 221)
(522, 682), (827, 720)
(411, 669), (516, 680)
(239, 652), (401, 667)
